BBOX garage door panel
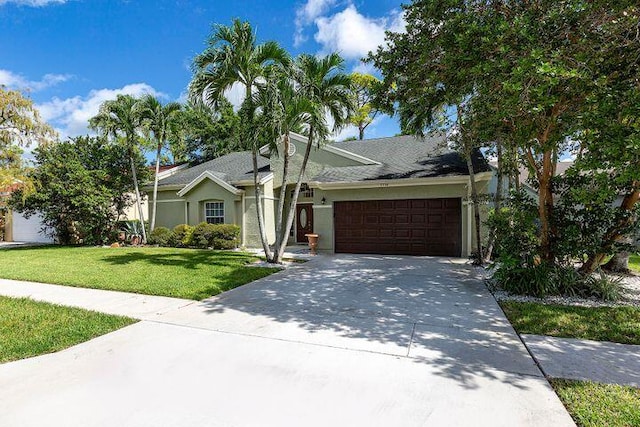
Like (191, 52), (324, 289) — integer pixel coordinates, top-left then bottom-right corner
(334, 198), (461, 256)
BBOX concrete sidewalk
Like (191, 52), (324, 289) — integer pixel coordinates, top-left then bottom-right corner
(0, 278), (195, 320)
(523, 334), (640, 387)
(0, 255), (575, 426)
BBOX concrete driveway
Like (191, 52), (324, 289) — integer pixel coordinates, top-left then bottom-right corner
(0, 255), (573, 426)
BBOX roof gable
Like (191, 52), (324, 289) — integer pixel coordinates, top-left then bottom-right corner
(177, 171), (244, 197)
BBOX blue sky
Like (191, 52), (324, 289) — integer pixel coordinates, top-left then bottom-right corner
(0, 0), (405, 145)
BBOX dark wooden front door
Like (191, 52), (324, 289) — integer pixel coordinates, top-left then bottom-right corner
(296, 203), (314, 243)
(334, 198), (462, 256)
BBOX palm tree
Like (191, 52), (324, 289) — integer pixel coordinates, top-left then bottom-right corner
(253, 67), (314, 262)
(189, 19), (290, 259)
(269, 53), (353, 262)
(136, 95), (182, 231)
(89, 94), (148, 243)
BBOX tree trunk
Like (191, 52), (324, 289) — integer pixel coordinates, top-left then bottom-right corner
(484, 138), (503, 262)
(275, 125), (316, 263)
(537, 151), (555, 262)
(150, 140), (162, 232)
(129, 150), (147, 244)
(272, 134), (291, 263)
(465, 147), (483, 265)
(358, 125), (365, 140)
(251, 147), (273, 260)
(603, 250), (630, 273)
(581, 184), (639, 274)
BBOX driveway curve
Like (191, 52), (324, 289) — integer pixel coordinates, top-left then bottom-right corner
(0, 255), (574, 426)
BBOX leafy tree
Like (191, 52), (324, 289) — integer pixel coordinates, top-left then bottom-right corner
(349, 72), (385, 140)
(573, 4), (640, 273)
(11, 136), (141, 245)
(90, 94), (148, 243)
(171, 100), (240, 164)
(371, 0), (637, 266)
(0, 86), (55, 189)
(136, 95), (182, 231)
(189, 19), (290, 260)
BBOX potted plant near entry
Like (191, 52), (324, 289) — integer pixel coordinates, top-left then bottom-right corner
(305, 233), (320, 255)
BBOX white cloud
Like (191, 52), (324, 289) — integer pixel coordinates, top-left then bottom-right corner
(0, 69), (72, 92)
(351, 62), (376, 75)
(0, 0), (67, 6)
(294, 0), (336, 46)
(313, 5), (405, 60)
(223, 82), (246, 111)
(36, 83), (165, 139)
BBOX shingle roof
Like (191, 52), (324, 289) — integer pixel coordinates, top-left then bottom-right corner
(157, 135), (491, 190)
(313, 134), (490, 182)
(158, 151), (270, 187)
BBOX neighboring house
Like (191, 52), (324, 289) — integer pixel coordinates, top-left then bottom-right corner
(147, 133), (493, 257)
(120, 164), (187, 222)
(0, 185), (53, 244)
(488, 161), (575, 199)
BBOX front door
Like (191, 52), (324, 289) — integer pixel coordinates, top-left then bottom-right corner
(296, 203), (314, 243)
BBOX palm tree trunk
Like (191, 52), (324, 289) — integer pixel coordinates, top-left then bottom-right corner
(251, 148), (273, 260)
(150, 141), (162, 232)
(273, 134), (291, 263)
(129, 150), (147, 244)
(276, 126), (315, 263)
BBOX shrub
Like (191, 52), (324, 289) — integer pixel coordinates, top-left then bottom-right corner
(492, 259), (623, 301)
(189, 222), (215, 248)
(170, 224), (193, 247)
(492, 257), (582, 298)
(167, 223), (240, 249)
(210, 224), (240, 249)
(148, 227), (172, 246)
(583, 270), (624, 301)
(186, 222), (240, 249)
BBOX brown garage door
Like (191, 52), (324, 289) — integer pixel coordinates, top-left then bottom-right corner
(334, 198), (462, 256)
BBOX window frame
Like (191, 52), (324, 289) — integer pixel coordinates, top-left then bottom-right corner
(204, 201), (225, 224)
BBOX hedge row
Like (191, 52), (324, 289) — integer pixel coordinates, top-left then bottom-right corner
(148, 223), (240, 249)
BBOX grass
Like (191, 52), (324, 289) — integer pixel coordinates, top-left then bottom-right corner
(0, 246), (280, 300)
(630, 253), (640, 273)
(0, 296), (135, 363)
(500, 301), (640, 345)
(551, 379), (640, 427)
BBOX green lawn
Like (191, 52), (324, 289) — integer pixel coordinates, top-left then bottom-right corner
(500, 301), (640, 345)
(0, 246), (280, 300)
(0, 296), (135, 363)
(630, 253), (640, 273)
(551, 379), (640, 427)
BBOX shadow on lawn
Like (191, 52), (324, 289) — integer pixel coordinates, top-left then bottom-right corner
(190, 254), (542, 391)
(99, 249), (261, 270)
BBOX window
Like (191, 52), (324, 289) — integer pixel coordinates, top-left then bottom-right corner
(204, 201), (224, 224)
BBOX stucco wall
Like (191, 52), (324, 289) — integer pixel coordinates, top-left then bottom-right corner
(243, 182), (276, 248)
(155, 200), (185, 229)
(182, 180), (241, 225)
(270, 136), (364, 186)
